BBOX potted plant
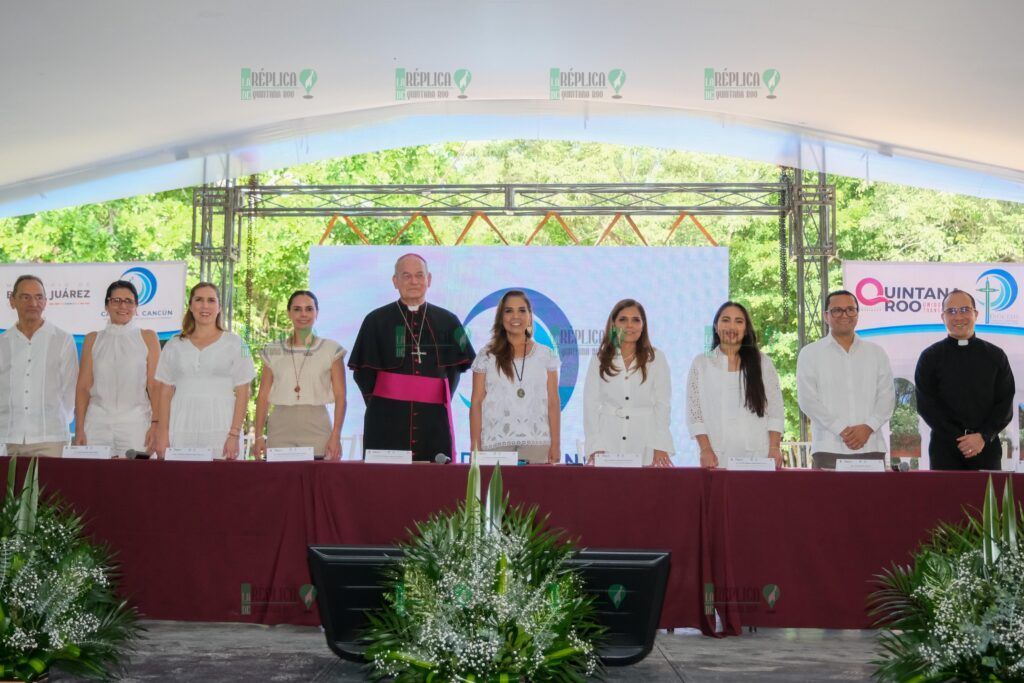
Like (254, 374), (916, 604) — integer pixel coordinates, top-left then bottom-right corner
(870, 476), (1024, 682)
(363, 458), (605, 681)
(1, 458), (142, 681)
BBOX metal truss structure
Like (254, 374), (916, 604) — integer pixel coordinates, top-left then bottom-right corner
(193, 175), (836, 436)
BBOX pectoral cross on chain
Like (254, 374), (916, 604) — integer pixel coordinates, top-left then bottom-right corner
(411, 346), (426, 363)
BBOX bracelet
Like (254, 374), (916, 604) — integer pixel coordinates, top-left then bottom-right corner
(151, 420), (160, 424)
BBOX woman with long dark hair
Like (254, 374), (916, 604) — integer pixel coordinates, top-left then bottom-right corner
(469, 290), (560, 463)
(686, 301), (784, 468)
(253, 290), (346, 460)
(153, 282), (255, 459)
(583, 299), (674, 466)
(75, 280), (161, 455)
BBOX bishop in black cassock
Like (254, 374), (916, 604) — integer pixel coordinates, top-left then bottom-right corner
(915, 290), (1015, 470)
(348, 255), (475, 462)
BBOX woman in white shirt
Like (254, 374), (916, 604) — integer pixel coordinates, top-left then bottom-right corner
(153, 282), (256, 459)
(75, 280), (161, 455)
(253, 290), (346, 460)
(583, 299), (674, 467)
(686, 301), (784, 468)
(470, 290), (560, 464)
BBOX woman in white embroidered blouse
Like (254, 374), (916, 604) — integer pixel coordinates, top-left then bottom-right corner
(75, 279), (162, 455)
(469, 290), (561, 464)
(583, 299), (674, 467)
(686, 301), (784, 468)
(153, 282), (256, 459)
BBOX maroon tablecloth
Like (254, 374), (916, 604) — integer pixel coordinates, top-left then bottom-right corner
(3, 459), (1018, 635)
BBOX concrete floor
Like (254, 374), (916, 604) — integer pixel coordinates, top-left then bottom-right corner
(51, 621), (881, 682)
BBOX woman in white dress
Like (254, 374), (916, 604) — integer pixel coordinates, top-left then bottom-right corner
(74, 280), (161, 455)
(470, 290), (560, 464)
(253, 290), (346, 460)
(153, 282), (256, 459)
(583, 299), (674, 467)
(686, 301), (785, 468)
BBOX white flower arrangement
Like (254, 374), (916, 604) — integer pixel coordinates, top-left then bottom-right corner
(1, 458), (141, 681)
(872, 476), (1024, 682)
(363, 458), (604, 681)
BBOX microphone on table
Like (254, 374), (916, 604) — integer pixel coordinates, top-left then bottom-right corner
(125, 449), (151, 460)
(890, 460), (910, 472)
(434, 452), (452, 465)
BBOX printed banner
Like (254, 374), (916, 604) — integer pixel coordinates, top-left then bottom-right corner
(310, 246), (730, 464)
(0, 261), (188, 342)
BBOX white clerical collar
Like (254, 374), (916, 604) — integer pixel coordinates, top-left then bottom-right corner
(402, 301), (426, 312)
(958, 338), (969, 346)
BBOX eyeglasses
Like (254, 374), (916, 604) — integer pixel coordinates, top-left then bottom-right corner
(827, 307), (858, 317)
(943, 306), (975, 316)
(108, 298), (137, 307)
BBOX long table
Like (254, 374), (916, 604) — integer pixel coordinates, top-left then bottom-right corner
(3, 458), (1018, 635)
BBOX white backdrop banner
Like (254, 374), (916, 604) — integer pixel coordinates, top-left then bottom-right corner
(0, 261), (187, 341)
(310, 246), (730, 464)
(843, 260), (1023, 462)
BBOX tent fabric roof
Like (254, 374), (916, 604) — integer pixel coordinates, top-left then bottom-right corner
(1, 0), (1022, 217)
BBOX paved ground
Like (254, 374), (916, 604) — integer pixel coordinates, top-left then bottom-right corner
(51, 621), (881, 682)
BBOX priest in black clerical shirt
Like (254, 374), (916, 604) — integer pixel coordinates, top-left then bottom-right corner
(915, 289), (1015, 470)
(348, 254), (475, 462)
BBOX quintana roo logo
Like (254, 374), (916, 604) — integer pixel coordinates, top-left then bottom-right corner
(459, 288), (579, 410)
(976, 269), (1018, 323)
(121, 267), (158, 306)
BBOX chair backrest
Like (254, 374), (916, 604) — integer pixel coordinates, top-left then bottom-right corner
(781, 441), (813, 469)
(340, 433), (363, 460)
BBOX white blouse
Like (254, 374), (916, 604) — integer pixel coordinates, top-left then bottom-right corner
(260, 337), (346, 406)
(472, 344), (559, 449)
(155, 332), (256, 450)
(88, 321), (150, 419)
(686, 348), (785, 460)
(583, 349), (674, 466)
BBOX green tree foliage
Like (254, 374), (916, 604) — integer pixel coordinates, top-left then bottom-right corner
(3, 142), (1022, 436)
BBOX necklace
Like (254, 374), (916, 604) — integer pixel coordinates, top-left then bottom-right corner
(397, 302), (428, 363)
(512, 341), (528, 398)
(289, 333), (315, 399)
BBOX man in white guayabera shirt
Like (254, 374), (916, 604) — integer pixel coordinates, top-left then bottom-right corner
(796, 289), (896, 469)
(0, 275), (78, 457)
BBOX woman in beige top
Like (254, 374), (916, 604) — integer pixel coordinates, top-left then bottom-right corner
(253, 290), (346, 460)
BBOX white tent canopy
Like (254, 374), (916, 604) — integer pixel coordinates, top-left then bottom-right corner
(2, 0), (1022, 217)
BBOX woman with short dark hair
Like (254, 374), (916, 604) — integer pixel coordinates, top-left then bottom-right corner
(75, 280), (161, 455)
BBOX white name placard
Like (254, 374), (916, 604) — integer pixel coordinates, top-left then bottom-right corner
(1017, 459), (1024, 474)
(475, 452), (519, 467)
(364, 449), (413, 465)
(266, 447), (315, 462)
(836, 458), (886, 472)
(727, 455), (776, 471)
(62, 445), (114, 460)
(594, 452), (644, 468)
(165, 448), (215, 462)
(0, 443), (8, 457)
